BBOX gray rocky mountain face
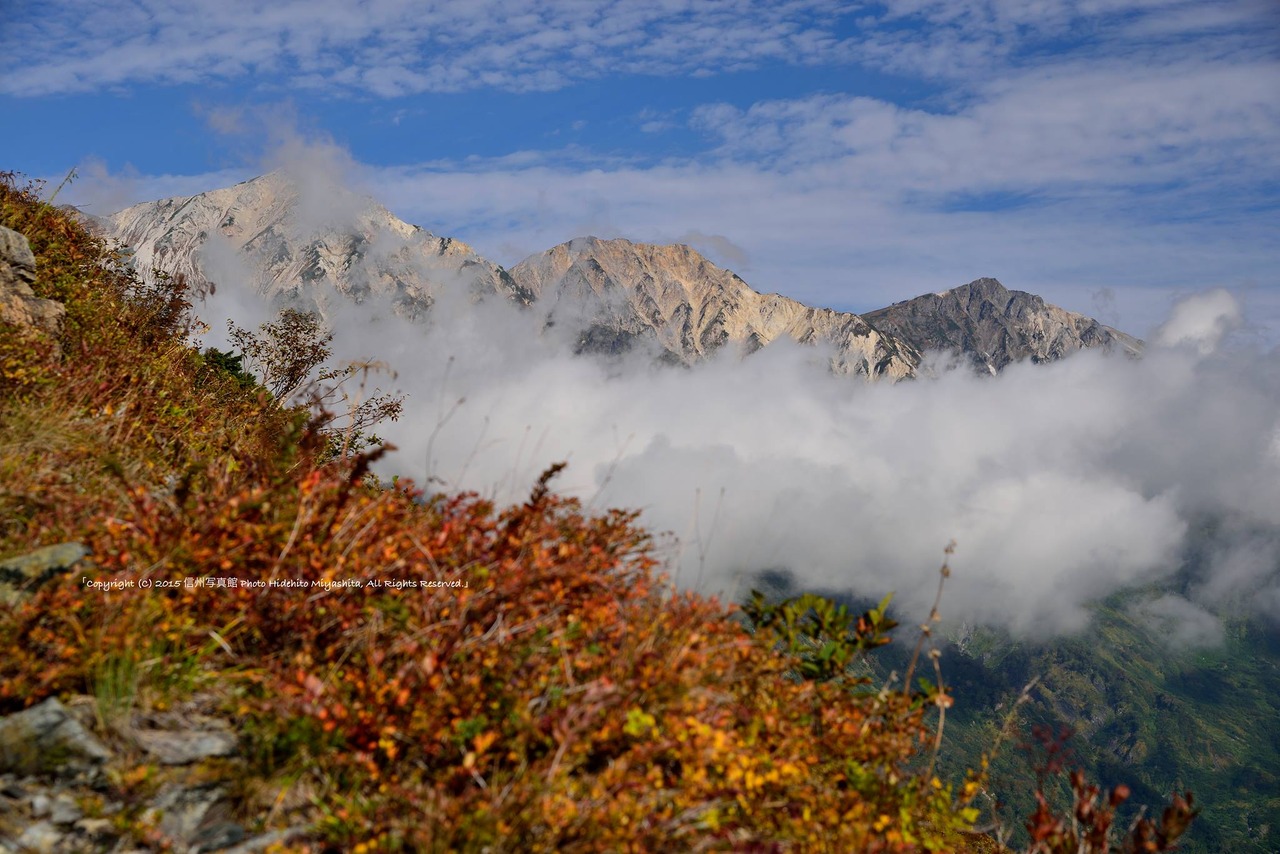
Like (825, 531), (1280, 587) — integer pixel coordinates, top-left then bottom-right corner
(509, 236), (920, 379)
(105, 172), (529, 319)
(862, 277), (1143, 375)
(100, 175), (1138, 380)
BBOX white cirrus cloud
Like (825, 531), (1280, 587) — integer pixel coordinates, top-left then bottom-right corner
(0, 0), (864, 97)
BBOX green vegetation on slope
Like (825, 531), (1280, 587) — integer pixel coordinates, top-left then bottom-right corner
(937, 596), (1279, 853)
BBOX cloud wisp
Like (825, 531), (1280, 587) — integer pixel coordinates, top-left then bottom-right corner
(0, 0), (864, 98)
(7, 0), (1275, 99)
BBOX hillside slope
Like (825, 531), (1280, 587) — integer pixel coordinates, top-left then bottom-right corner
(936, 597), (1278, 854)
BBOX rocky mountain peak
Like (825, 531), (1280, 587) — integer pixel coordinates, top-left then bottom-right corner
(96, 173), (1140, 382)
(511, 236), (919, 379)
(105, 172), (525, 317)
(863, 277), (1142, 374)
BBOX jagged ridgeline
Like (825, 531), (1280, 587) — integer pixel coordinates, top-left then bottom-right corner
(0, 171), (1201, 853)
(94, 171), (1136, 380)
(99, 171), (533, 318)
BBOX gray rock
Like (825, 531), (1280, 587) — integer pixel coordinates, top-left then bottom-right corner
(14, 820), (61, 854)
(0, 774), (26, 801)
(47, 794), (81, 827)
(0, 698), (111, 776)
(145, 783), (223, 845)
(0, 543), (90, 606)
(0, 228), (36, 289)
(28, 793), (50, 818)
(134, 728), (236, 766)
(0, 226), (65, 341)
(72, 816), (114, 841)
(192, 820), (247, 852)
(221, 826), (311, 853)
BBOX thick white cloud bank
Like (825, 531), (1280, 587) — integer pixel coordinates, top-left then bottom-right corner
(193, 244), (1280, 642)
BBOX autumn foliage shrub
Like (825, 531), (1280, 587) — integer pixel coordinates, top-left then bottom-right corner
(0, 447), (987, 850)
(0, 172), (1197, 852)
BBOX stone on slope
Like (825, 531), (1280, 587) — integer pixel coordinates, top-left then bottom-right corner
(0, 543), (90, 607)
(0, 699), (111, 776)
(0, 226), (65, 342)
(134, 726), (237, 766)
(14, 820), (62, 853)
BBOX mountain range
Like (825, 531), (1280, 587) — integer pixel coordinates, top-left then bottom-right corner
(88, 172), (1141, 376)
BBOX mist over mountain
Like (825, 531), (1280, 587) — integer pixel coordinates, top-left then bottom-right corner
(97, 171), (1280, 643)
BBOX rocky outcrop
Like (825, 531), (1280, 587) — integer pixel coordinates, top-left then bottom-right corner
(0, 543), (90, 607)
(0, 547), (308, 850)
(105, 172), (530, 319)
(0, 699), (110, 777)
(0, 227), (65, 342)
(0, 697), (312, 852)
(511, 236), (920, 379)
(862, 277), (1143, 375)
(134, 721), (237, 767)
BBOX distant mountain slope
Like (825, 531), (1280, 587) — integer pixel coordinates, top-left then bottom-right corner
(936, 598), (1280, 854)
(105, 172), (530, 316)
(510, 236), (921, 379)
(862, 277), (1143, 375)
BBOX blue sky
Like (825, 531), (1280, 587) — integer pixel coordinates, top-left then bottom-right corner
(2, 0), (1279, 341)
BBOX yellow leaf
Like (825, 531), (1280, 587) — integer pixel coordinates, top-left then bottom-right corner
(474, 730), (498, 755)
